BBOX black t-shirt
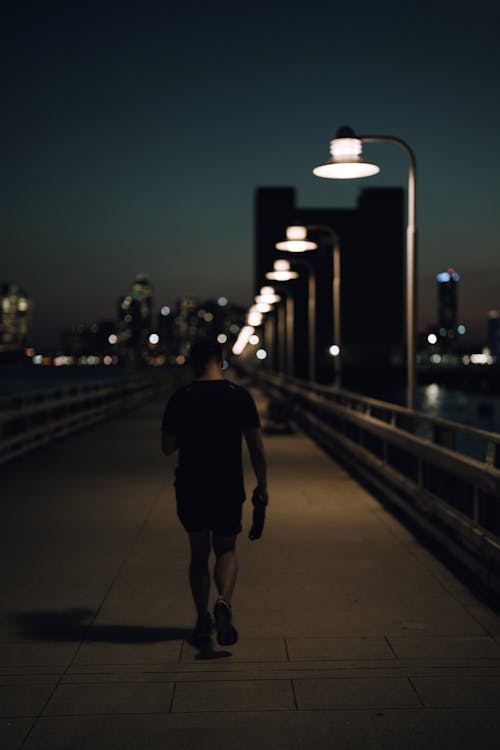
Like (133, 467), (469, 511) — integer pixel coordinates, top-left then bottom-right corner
(161, 379), (260, 496)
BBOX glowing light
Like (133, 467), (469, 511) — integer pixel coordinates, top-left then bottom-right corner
(232, 325), (254, 355)
(204, 312), (214, 322)
(256, 349), (267, 360)
(425, 383), (440, 405)
(266, 270), (299, 281)
(275, 226), (318, 252)
(217, 333), (228, 344)
(427, 333), (437, 345)
(457, 325), (466, 335)
(218, 297), (228, 306)
(462, 355), (470, 365)
(247, 312), (263, 326)
(176, 355), (186, 365)
(313, 135), (380, 179)
(229, 324), (239, 334)
(266, 258), (299, 281)
(149, 333), (159, 345)
(18, 298), (28, 312)
(222, 360), (229, 370)
(249, 334), (259, 345)
(470, 353), (492, 365)
(313, 162), (380, 179)
(104, 355), (113, 365)
(275, 259), (291, 271)
(430, 354), (442, 364)
(161, 306), (171, 316)
(33, 355), (42, 365)
(108, 334), (118, 344)
(329, 345), (340, 356)
(54, 355), (71, 366)
(256, 286), (281, 304)
(255, 302), (272, 313)
(437, 269), (460, 283)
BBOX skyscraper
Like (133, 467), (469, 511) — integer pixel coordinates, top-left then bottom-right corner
(0, 282), (31, 356)
(118, 274), (154, 362)
(488, 310), (500, 359)
(436, 268), (460, 351)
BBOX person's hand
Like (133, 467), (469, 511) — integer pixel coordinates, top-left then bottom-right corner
(249, 487), (268, 540)
(254, 486), (268, 506)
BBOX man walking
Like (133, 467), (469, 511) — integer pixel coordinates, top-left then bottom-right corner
(161, 339), (268, 646)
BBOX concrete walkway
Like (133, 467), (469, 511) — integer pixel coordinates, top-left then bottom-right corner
(1, 381), (500, 749)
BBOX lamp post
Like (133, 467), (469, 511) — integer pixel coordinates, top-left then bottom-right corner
(266, 260), (299, 376)
(275, 225), (341, 385)
(307, 225), (341, 387)
(276, 227), (317, 381)
(255, 286), (281, 372)
(313, 125), (417, 410)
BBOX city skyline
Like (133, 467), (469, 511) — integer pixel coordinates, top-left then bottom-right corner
(2, 1), (499, 347)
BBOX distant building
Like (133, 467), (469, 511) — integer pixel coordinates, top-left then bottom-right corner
(118, 274), (154, 361)
(156, 297), (246, 363)
(254, 187), (405, 387)
(0, 282), (31, 355)
(436, 268), (460, 351)
(488, 310), (500, 359)
(60, 320), (116, 356)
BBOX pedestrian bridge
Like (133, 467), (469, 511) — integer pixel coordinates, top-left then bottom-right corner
(1, 373), (500, 749)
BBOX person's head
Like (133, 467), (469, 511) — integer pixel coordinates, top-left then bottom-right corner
(189, 338), (224, 377)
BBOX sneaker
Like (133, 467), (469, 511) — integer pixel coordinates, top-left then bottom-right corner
(192, 612), (214, 641)
(213, 599), (238, 646)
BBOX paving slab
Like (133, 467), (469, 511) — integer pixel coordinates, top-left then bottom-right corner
(73, 639), (182, 666)
(388, 635), (500, 659)
(293, 676), (421, 710)
(0, 642), (79, 668)
(171, 678), (296, 712)
(411, 674), (500, 708)
(286, 636), (396, 661)
(0, 718), (33, 750)
(0, 684), (55, 717)
(43, 681), (175, 716)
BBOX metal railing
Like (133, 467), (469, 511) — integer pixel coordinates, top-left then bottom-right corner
(0, 372), (172, 465)
(248, 369), (500, 598)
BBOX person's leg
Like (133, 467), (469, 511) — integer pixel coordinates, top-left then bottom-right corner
(212, 535), (238, 603)
(212, 534), (238, 645)
(188, 530), (211, 619)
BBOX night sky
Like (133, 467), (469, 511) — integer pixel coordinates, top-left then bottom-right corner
(2, 0), (499, 347)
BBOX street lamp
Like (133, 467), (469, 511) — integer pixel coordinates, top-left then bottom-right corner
(266, 261), (299, 376)
(275, 229), (317, 381)
(313, 125), (417, 410)
(275, 225), (341, 386)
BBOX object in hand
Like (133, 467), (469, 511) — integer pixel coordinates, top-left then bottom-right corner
(249, 487), (268, 540)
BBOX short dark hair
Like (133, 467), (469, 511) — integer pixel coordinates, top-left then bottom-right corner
(189, 338), (223, 376)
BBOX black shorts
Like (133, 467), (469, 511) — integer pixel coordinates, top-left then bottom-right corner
(174, 472), (245, 536)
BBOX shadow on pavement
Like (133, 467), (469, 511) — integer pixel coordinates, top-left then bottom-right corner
(7, 608), (233, 659)
(7, 607), (190, 642)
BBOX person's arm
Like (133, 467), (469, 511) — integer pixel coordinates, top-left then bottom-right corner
(243, 428), (268, 495)
(161, 432), (179, 456)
